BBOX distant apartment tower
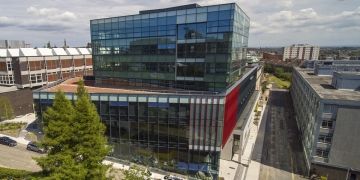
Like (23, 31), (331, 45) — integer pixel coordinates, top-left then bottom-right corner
(0, 40), (26, 49)
(0, 48), (93, 88)
(283, 44), (320, 61)
(291, 61), (360, 180)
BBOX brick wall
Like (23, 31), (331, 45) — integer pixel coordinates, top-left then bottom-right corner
(0, 88), (34, 116)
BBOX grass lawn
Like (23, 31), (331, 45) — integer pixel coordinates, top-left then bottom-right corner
(25, 132), (38, 142)
(268, 75), (291, 89)
(0, 167), (42, 179)
(0, 123), (27, 137)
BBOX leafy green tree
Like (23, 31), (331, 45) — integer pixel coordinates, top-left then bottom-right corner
(36, 91), (87, 179)
(0, 96), (14, 121)
(264, 64), (274, 73)
(72, 80), (110, 180)
(274, 67), (284, 76)
(123, 165), (151, 180)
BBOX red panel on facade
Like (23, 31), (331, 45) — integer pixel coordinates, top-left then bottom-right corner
(222, 85), (240, 147)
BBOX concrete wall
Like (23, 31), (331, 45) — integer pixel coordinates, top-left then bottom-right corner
(0, 88), (34, 116)
(332, 72), (360, 90)
(329, 108), (360, 170)
(312, 163), (360, 180)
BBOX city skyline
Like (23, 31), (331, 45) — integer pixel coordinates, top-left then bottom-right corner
(0, 0), (360, 47)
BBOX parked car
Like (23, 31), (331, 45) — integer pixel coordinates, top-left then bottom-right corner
(0, 136), (17, 147)
(26, 142), (46, 153)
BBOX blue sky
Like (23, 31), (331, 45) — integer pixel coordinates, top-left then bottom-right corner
(0, 0), (359, 47)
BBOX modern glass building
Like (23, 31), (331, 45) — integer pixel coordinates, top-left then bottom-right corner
(90, 3), (250, 92)
(33, 3), (257, 179)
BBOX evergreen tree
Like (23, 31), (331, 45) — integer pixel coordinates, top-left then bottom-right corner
(73, 80), (110, 179)
(36, 91), (87, 179)
(36, 82), (110, 179)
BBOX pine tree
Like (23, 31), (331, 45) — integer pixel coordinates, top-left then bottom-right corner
(73, 80), (110, 179)
(36, 91), (87, 179)
(36, 82), (110, 179)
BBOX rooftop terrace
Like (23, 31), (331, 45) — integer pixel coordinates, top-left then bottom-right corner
(35, 66), (257, 96)
(35, 77), (221, 96)
(295, 67), (360, 101)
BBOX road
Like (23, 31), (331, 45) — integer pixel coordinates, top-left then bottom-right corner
(0, 143), (42, 172)
(255, 89), (308, 180)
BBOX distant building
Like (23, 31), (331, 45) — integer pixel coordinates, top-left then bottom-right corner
(0, 48), (93, 88)
(283, 44), (320, 61)
(301, 60), (360, 75)
(291, 64), (360, 180)
(0, 40), (26, 49)
(350, 56), (360, 60)
(262, 52), (282, 61)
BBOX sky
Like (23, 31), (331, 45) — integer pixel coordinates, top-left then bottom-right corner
(0, 0), (360, 47)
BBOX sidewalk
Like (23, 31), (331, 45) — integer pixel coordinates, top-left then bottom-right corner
(243, 91), (270, 180)
(0, 113), (36, 145)
(103, 159), (167, 180)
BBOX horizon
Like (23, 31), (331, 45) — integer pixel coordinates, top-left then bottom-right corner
(1, 0), (360, 47)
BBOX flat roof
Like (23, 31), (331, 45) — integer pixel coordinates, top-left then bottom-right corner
(0, 49), (8, 57)
(0, 48), (92, 57)
(90, 2), (250, 22)
(0, 86), (18, 93)
(37, 77), (219, 96)
(139, 3), (200, 14)
(295, 67), (360, 101)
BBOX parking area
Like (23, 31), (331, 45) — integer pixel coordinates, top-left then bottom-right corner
(0, 143), (42, 172)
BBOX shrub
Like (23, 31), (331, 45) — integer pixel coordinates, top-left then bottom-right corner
(0, 167), (41, 179)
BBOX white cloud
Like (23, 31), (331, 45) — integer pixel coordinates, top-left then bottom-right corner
(252, 6), (360, 35)
(26, 6), (77, 21)
(0, 0), (359, 47)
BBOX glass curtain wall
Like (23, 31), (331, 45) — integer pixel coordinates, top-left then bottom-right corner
(90, 3), (250, 92)
(33, 93), (224, 178)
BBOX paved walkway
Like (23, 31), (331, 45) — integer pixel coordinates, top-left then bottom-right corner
(103, 160), (171, 180)
(247, 89), (307, 180)
(0, 113), (37, 145)
(219, 91), (268, 180)
(0, 113), (36, 124)
(241, 91), (268, 180)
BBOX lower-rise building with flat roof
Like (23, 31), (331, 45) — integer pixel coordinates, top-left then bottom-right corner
(0, 48), (93, 88)
(33, 66), (259, 179)
(291, 67), (360, 180)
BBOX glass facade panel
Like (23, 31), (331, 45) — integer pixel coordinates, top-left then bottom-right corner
(35, 91), (232, 179)
(84, 3), (252, 179)
(91, 3), (248, 92)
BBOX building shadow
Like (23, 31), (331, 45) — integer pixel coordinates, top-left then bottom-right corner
(251, 90), (308, 177)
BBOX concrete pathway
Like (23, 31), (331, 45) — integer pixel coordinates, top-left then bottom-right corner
(0, 113), (37, 145)
(245, 99), (269, 180)
(103, 160), (170, 180)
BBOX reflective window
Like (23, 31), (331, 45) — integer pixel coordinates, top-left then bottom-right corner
(177, 23), (207, 40)
(176, 62), (205, 77)
(219, 10), (232, 20)
(177, 43), (205, 58)
(208, 11), (219, 21)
